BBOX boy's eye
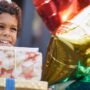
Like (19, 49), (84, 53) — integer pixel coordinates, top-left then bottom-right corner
(0, 25), (4, 29)
(11, 28), (17, 32)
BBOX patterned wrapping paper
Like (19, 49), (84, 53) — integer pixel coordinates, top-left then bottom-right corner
(0, 46), (42, 80)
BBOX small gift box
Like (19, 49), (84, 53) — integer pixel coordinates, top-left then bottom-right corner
(0, 78), (48, 90)
(0, 46), (42, 80)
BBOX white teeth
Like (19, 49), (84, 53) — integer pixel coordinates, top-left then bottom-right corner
(0, 40), (9, 44)
(1, 41), (8, 43)
(0, 40), (12, 46)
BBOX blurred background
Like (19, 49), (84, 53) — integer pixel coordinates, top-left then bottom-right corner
(12, 0), (51, 63)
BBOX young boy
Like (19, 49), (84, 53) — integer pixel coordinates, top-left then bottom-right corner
(0, 0), (21, 46)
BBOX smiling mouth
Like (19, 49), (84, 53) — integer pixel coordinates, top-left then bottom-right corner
(0, 40), (12, 46)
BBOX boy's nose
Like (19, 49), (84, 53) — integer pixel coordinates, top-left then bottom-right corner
(2, 29), (10, 37)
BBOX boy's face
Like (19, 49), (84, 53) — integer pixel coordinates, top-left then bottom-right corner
(0, 13), (18, 46)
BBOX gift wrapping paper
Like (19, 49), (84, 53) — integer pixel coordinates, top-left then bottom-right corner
(0, 46), (42, 80)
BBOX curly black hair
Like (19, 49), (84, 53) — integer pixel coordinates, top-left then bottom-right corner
(0, 0), (22, 36)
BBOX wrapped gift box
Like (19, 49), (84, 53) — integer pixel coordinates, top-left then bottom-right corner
(0, 78), (48, 90)
(0, 46), (42, 80)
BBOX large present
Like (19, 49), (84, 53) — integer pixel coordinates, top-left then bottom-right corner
(0, 46), (42, 80)
(42, 5), (90, 85)
(0, 78), (48, 90)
